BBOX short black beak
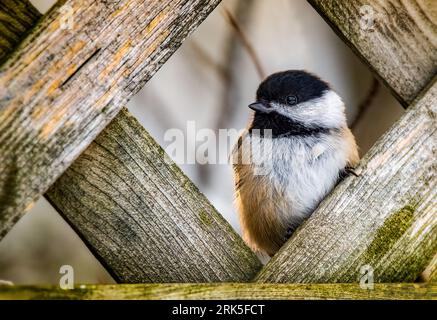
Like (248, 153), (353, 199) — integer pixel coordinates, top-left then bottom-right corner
(248, 102), (272, 113)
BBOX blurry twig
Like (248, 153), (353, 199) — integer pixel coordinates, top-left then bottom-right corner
(189, 41), (230, 83)
(351, 77), (380, 130)
(222, 7), (266, 80)
(195, 2), (260, 185)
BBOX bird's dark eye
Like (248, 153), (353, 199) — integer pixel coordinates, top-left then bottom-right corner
(286, 95), (298, 105)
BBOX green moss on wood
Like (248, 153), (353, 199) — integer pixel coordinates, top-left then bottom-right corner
(199, 210), (213, 227)
(0, 283), (435, 300)
(363, 204), (416, 264)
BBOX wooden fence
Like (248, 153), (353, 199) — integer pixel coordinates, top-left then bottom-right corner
(0, 0), (435, 299)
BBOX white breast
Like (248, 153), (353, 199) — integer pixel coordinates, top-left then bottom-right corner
(242, 132), (348, 227)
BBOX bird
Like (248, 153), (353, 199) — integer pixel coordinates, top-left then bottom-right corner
(232, 70), (359, 257)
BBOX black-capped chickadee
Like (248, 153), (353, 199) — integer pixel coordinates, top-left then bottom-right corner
(232, 70), (359, 256)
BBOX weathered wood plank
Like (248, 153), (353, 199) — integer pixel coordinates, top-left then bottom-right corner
(0, 0), (221, 240)
(0, 0), (41, 62)
(0, 283), (434, 300)
(308, 0), (437, 106)
(256, 79), (437, 283)
(0, 0), (260, 282)
(46, 108), (262, 283)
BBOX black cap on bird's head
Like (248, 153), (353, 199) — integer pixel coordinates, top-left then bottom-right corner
(248, 70), (346, 137)
(249, 70), (330, 113)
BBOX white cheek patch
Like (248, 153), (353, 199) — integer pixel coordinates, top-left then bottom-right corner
(272, 90), (347, 128)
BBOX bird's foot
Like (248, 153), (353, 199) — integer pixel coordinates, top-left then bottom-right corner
(339, 167), (360, 180)
(345, 167), (360, 177)
(284, 227), (294, 242)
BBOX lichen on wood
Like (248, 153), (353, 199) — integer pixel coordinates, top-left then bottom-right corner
(0, 283), (434, 300)
(362, 204), (416, 264)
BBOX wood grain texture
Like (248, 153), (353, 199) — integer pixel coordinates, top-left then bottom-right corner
(308, 0), (437, 106)
(0, 0), (41, 62)
(256, 79), (437, 283)
(0, 283), (434, 300)
(0, 0), (221, 240)
(46, 108), (262, 283)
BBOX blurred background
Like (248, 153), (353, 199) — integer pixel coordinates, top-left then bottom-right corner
(0, 0), (403, 284)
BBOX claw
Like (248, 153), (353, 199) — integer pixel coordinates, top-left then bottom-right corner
(284, 227), (293, 241)
(339, 167), (360, 180)
(345, 167), (360, 177)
